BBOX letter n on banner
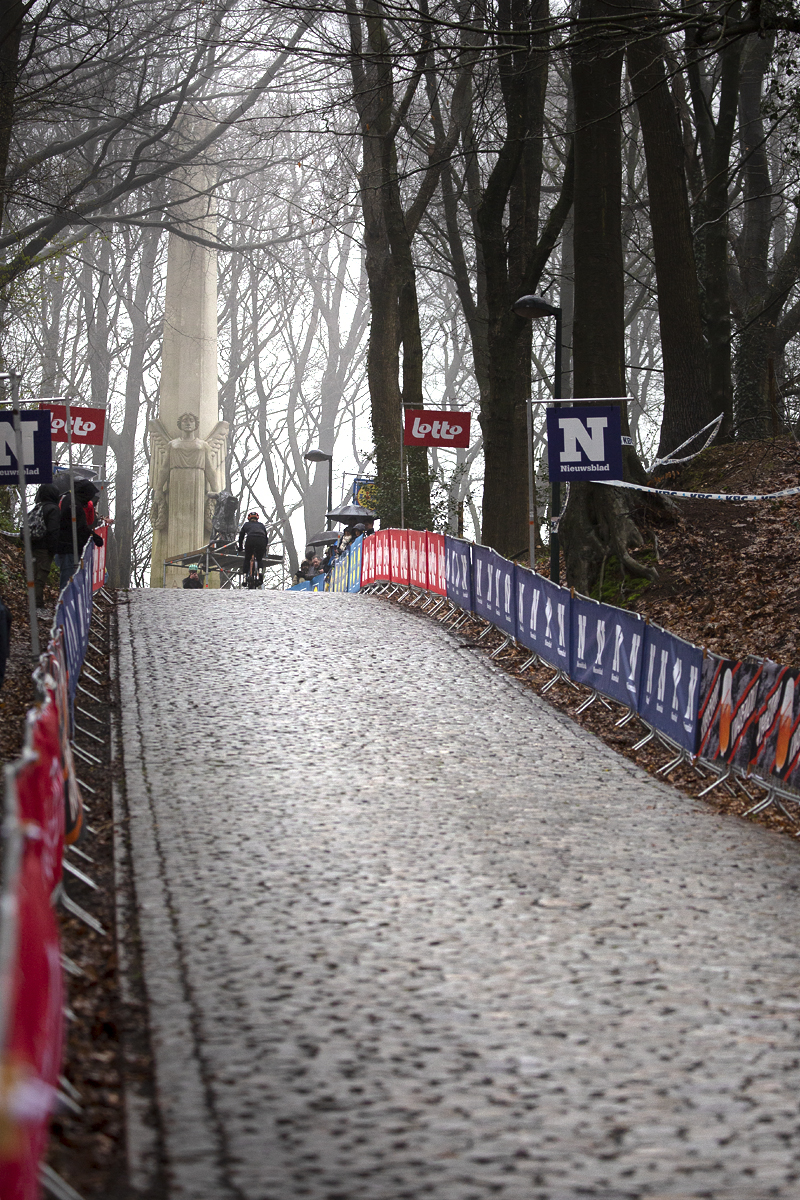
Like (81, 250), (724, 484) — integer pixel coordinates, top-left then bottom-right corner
(445, 536), (472, 610)
(638, 625), (703, 753)
(490, 551), (515, 636)
(514, 566), (571, 671)
(570, 594), (645, 707)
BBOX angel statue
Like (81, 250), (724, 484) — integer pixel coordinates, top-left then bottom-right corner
(149, 412), (229, 538)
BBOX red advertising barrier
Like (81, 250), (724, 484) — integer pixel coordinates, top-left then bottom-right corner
(360, 533), (373, 585)
(426, 532), (446, 596)
(372, 529), (391, 582)
(92, 521), (109, 592)
(0, 695), (65, 1200)
(390, 530), (409, 586)
(408, 530), (428, 588)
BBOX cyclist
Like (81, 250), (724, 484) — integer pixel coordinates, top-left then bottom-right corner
(238, 511), (269, 589)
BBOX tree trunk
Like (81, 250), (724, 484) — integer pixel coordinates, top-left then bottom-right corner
(734, 32), (783, 437)
(626, 8), (712, 458)
(686, 19), (743, 440)
(107, 225), (161, 588)
(560, 0), (656, 594)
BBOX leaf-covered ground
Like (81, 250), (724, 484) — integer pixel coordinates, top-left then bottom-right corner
(631, 435), (800, 667)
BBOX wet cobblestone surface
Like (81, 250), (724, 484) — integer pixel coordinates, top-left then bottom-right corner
(118, 589), (800, 1200)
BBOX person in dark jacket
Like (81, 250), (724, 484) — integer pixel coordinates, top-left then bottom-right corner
(56, 480), (103, 592)
(30, 483), (61, 610)
(238, 512), (269, 588)
(183, 569), (204, 589)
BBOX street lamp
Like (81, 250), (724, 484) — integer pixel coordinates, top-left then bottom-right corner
(512, 294), (562, 583)
(304, 448), (333, 517)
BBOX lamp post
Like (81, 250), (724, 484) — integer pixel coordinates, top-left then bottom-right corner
(304, 449), (333, 518)
(512, 295), (563, 583)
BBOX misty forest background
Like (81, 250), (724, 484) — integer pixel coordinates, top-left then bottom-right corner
(1, 0), (799, 589)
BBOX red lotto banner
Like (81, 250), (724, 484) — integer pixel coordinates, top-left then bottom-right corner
(426, 532), (446, 595)
(389, 530), (409, 586)
(38, 403), (105, 446)
(0, 696), (65, 1200)
(408, 531), (428, 588)
(403, 409), (471, 449)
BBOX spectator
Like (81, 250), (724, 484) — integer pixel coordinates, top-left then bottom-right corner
(337, 523), (358, 556)
(297, 549), (322, 582)
(29, 483), (61, 612)
(56, 480), (103, 592)
(183, 570), (203, 589)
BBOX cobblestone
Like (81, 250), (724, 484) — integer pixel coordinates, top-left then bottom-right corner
(118, 589), (800, 1199)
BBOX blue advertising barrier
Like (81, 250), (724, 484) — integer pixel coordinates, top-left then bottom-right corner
(347, 536), (363, 592)
(471, 545), (493, 624)
(571, 594), (645, 708)
(639, 623), (704, 754)
(471, 547), (515, 635)
(444, 536), (473, 611)
(514, 566), (571, 671)
(53, 539), (94, 720)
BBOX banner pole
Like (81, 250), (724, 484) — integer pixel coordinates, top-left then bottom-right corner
(399, 407), (405, 530)
(65, 396), (79, 569)
(526, 389), (536, 569)
(11, 372), (40, 656)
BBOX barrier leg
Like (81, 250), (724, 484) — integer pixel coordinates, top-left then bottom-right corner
(490, 636), (512, 659)
(541, 668), (579, 694)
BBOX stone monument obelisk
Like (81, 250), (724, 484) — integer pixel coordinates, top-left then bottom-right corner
(149, 165), (228, 588)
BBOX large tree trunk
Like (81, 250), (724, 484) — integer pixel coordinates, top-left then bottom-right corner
(686, 19), (743, 440)
(477, 0), (549, 556)
(0, 1), (22, 228)
(106, 225), (161, 588)
(734, 32), (787, 437)
(560, 0), (656, 594)
(626, 6), (712, 458)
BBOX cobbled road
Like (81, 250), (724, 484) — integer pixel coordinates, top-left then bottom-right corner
(117, 589), (800, 1200)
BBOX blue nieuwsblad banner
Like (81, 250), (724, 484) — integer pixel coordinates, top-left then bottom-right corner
(55, 541), (94, 716)
(546, 405), (623, 483)
(472, 545), (493, 624)
(0, 410), (53, 485)
(639, 623), (703, 753)
(570, 595), (645, 707)
(472, 547), (515, 635)
(445, 536), (472, 611)
(311, 573), (326, 591)
(488, 551), (515, 636)
(514, 567), (571, 671)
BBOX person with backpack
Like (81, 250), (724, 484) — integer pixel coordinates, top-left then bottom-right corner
(29, 483), (61, 612)
(56, 479), (103, 593)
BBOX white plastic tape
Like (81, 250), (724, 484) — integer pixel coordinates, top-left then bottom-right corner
(597, 478), (800, 502)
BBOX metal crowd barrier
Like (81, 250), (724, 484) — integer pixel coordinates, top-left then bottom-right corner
(356, 529), (800, 825)
(1, 536), (110, 1200)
